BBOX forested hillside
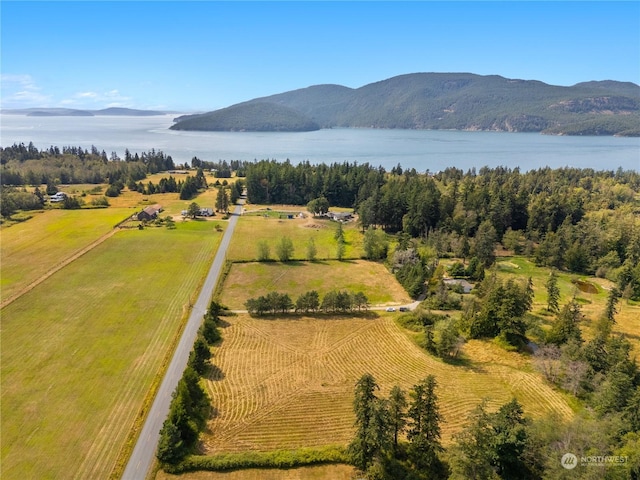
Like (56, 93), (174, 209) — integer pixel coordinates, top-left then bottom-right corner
(171, 73), (640, 135)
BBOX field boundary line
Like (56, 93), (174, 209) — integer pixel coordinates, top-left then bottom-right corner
(0, 227), (119, 309)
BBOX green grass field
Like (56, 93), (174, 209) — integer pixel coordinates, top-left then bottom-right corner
(1, 208), (225, 479)
(222, 260), (411, 309)
(0, 208), (133, 302)
(227, 208), (362, 261)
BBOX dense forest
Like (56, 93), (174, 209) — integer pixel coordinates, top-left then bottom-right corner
(246, 160), (638, 257)
(0, 142), (178, 185)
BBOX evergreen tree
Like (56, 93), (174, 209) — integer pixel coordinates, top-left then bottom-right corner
(156, 419), (185, 464)
(348, 373), (384, 471)
(407, 375), (444, 475)
(545, 269), (560, 313)
(188, 334), (211, 374)
(603, 286), (622, 323)
(215, 186), (229, 213)
(448, 401), (496, 480)
(473, 220), (497, 267)
(546, 297), (582, 345)
(388, 385), (407, 451)
(490, 399), (531, 479)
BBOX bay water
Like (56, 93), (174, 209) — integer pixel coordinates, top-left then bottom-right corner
(1, 114), (638, 172)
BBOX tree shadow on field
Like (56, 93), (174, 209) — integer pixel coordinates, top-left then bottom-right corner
(442, 354), (486, 373)
(216, 317), (232, 328)
(206, 364), (225, 381)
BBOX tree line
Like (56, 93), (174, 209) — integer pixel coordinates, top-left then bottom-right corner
(245, 289), (369, 316)
(156, 301), (223, 464)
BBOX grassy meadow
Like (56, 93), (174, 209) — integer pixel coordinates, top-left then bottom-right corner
(0, 185), (227, 479)
(227, 206), (362, 261)
(222, 260), (411, 309)
(0, 208), (132, 302)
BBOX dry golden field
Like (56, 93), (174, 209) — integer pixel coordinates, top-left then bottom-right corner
(200, 313), (573, 457)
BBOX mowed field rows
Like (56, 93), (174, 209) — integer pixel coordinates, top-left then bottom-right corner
(1, 216), (225, 480)
(202, 313), (574, 455)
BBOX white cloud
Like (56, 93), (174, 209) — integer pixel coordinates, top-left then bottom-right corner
(0, 74), (52, 108)
(1, 74), (137, 109)
(61, 89), (133, 108)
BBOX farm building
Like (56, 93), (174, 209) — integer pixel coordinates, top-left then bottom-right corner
(443, 278), (473, 293)
(327, 211), (353, 222)
(136, 204), (163, 221)
(200, 208), (214, 217)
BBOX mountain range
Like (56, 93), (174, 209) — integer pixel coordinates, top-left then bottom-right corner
(2, 107), (172, 117)
(171, 73), (640, 136)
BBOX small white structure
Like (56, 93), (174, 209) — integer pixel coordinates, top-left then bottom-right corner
(49, 192), (67, 203)
(327, 211), (353, 222)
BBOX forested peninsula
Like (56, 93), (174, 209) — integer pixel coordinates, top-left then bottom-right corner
(171, 73), (640, 136)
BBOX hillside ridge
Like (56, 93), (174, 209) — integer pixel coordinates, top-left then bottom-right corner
(173, 72), (640, 136)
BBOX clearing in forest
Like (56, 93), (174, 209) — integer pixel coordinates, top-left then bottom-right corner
(495, 257), (640, 355)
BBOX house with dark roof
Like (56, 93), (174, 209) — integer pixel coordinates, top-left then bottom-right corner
(136, 204), (163, 221)
(443, 278), (473, 294)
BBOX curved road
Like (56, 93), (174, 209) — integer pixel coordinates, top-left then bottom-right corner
(122, 199), (244, 480)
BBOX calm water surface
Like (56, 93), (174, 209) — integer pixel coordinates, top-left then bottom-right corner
(1, 114), (638, 172)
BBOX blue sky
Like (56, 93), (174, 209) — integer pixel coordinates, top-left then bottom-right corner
(1, 1), (639, 112)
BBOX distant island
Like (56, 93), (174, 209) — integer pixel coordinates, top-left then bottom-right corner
(2, 107), (172, 117)
(171, 73), (640, 136)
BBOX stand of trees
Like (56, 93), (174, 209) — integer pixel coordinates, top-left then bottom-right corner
(348, 372), (640, 479)
(245, 289), (369, 316)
